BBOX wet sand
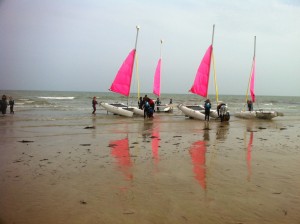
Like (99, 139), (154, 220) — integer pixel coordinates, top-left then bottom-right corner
(0, 113), (300, 224)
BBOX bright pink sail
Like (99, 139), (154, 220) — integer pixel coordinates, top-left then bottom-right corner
(153, 58), (161, 97)
(109, 49), (136, 96)
(250, 58), (256, 102)
(189, 45), (213, 97)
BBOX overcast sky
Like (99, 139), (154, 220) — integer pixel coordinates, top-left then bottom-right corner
(0, 0), (299, 96)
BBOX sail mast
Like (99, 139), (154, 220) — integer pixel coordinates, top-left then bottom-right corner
(127, 25), (140, 106)
(211, 24), (219, 104)
(207, 24), (215, 99)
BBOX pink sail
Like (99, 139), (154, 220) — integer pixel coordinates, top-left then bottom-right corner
(250, 58), (256, 102)
(109, 49), (136, 96)
(153, 58), (161, 97)
(189, 45), (213, 97)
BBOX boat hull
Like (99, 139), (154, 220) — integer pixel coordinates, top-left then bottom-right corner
(99, 102), (133, 117)
(132, 107), (144, 116)
(178, 104), (220, 120)
(156, 104), (174, 113)
(178, 104), (206, 120)
(235, 110), (279, 120)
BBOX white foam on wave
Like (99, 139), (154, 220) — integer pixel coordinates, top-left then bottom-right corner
(38, 97), (75, 100)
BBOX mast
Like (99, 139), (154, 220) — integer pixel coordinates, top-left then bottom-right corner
(206, 24), (215, 99)
(128, 25), (140, 106)
(211, 24), (219, 104)
(160, 39), (163, 58)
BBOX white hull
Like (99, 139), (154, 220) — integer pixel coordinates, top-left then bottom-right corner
(177, 104), (206, 120)
(99, 102), (133, 117)
(132, 107), (144, 116)
(235, 110), (280, 120)
(156, 104), (174, 113)
(178, 104), (219, 120)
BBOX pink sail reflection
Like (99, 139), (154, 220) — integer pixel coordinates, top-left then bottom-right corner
(151, 129), (160, 165)
(189, 141), (207, 189)
(247, 132), (254, 181)
(110, 138), (133, 180)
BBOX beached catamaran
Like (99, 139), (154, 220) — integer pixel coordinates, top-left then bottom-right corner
(178, 25), (229, 120)
(100, 26), (144, 117)
(235, 36), (282, 120)
(152, 40), (173, 113)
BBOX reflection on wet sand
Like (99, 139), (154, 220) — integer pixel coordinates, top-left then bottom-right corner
(189, 124), (209, 190)
(110, 138), (133, 180)
(151, 127), (160, 165)
(189, 141), (207, 189)
(216, 122), (229, 141)
(247, 132), (254, 181)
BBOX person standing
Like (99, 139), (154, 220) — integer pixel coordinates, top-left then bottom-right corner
(138, 97), (143, 109)
(1, 95), (8, 114)
(204, 99), (211, 121)
(9, 96), (14, 114)
(92, 96), (98, 114)
(247, 100), (253, 111)
(156, 98), (161, 112)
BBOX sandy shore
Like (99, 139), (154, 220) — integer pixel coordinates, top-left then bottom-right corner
(0, 112), (300, 224)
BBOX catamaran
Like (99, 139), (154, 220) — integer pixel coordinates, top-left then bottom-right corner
(152, 40), (173, 113)
(100, 26), (144, 117)
(235, 36), (282, 120)
(178, 25), (230, 121)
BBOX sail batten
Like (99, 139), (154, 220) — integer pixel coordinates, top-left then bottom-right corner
(189, 45), (213, 98)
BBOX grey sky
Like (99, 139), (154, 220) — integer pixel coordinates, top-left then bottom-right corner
(0, 0), (299, 96)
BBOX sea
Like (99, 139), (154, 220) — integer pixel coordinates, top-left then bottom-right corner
(0, 90), (299, 122)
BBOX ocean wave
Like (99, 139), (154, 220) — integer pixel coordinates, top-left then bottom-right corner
(38, 96), (75, 100)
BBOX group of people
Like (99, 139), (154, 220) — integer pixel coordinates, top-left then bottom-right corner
(138, 96), (173, 118)
(138, 95), (155, 118)
(0, 95), (14, 115)
(204, 99), (229, 122)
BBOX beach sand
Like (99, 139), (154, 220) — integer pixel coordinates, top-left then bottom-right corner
(0, 113), (300, 224)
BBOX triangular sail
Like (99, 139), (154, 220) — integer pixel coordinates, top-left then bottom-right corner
(109, 49), (136, 97)
(189, 45), (213, 98)
(245, 36), (256, 106)
(153, 58), (161, 97)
